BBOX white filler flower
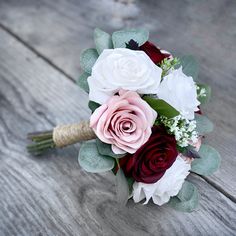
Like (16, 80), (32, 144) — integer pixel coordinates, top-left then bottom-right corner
(157, 67), (200, 120)
(88, 48), (162, 104)
(132, 156), (191, 206)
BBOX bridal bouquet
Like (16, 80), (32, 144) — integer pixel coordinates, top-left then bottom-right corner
(28, 28), (221, 212)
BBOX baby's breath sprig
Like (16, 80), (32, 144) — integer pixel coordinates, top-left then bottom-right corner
(157, 115), (198, 147)
(159, 57), (180, 78)
(196, 85), (207, 99)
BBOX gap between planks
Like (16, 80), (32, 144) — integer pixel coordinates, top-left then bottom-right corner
(0, 22), (235, 205)
(0, 22), (75, 83)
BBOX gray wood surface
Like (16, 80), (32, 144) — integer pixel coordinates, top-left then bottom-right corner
(0, 0), (235, 200)
(0, 0), (236, 235)
(0, 27), (236, 236)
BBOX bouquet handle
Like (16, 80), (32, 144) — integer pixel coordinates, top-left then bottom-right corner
(53, 121), (96, 147)
(27, 121), (96, 155)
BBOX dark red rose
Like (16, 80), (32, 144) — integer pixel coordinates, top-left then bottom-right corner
(139, 41), (171, 64)
(119, 125), (178, 184)
(195, 106), (202, 115)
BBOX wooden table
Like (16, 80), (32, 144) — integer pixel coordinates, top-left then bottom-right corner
(0, 0), (235, 235)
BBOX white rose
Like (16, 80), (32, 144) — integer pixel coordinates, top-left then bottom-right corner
(157, 67), (200, 120)
(88, 48), (162, 104)
(132, 156), (191, 206)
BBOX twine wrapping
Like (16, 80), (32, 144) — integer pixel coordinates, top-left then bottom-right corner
(53, 121), (96, 148)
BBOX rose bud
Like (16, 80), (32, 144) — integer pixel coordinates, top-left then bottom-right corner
(139, 41), (171, 64)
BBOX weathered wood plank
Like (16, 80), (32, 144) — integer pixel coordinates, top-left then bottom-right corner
(0, 0), (235, 199)
(0, 27), (236, 236)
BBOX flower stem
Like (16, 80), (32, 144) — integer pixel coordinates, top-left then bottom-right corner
(27, 130), (55, 155)
(115, 158), (120, 169)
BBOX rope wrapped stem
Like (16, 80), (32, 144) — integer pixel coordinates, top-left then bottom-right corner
(53, 121), (96, 148)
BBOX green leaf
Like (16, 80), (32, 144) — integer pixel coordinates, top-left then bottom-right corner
(195, 114), (214, 135)
(77, 72), (90, 93)
(78, 140), (115, 173)
(191, 144), (221, 176)
(80, 48), (98, 74)
(178, 55), (199, 81)
(88, 101), (100, 113)
(197, 83), (211, 104)
(143, 96), (179, 118)
(168, 181), (199, 212)
(116, 169), (129, 206)
(94, 28), (113, 54)
(112, 29), (149, 48)
(96, 139), (125, 158)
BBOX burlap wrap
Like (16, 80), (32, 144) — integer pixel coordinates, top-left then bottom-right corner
(53, 121), (96, 148)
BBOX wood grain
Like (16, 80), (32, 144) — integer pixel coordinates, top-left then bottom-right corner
(0, 28), (236, 235)
(0, 0), (235, 199)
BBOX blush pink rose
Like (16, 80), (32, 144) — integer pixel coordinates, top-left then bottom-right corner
(90, 90), (157, 154)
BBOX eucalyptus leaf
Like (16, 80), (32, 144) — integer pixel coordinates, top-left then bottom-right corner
(94, 28), (113, 54)
(77, 72), (90, 93)
(191, 144), (221, 176)
(197, 83), (211, 104)
(112, 29), (149, 48)
(195, 114), (214, 135)
(177, 181), (197, 201)
(116, 168), (129, 206)
(168, 181), (199, 212)
(143, 96), (179, 118)
(78, 140), (115, 173)
(177, 55), (199, 81)
(96, 139), (125, 158)
(80, 48), (98, 74)
(88, 101), (100, 113)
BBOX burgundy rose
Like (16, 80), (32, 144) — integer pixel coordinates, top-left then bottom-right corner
(139, 41), (171, 64)
(119, 125), (178, 184)
(195, 106), (202, 115)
